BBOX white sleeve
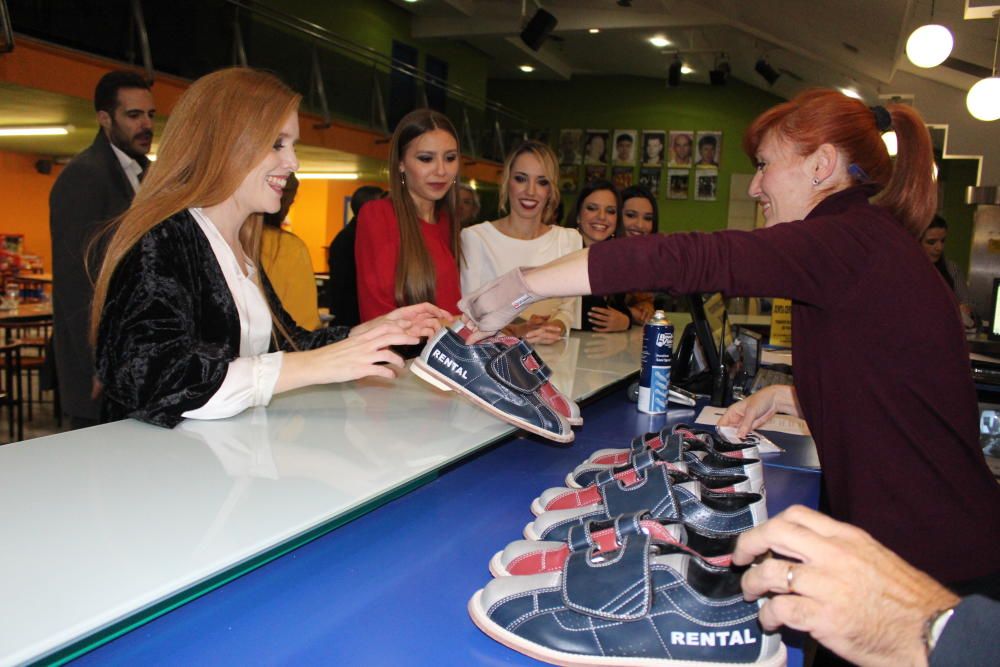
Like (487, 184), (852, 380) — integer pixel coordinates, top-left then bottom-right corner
(460, 227), (484, 294)
(549, 230), (583, 330)
(181, 351), (284, 420)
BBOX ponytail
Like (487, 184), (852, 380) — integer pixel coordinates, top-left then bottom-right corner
(873, 104), (936, 238)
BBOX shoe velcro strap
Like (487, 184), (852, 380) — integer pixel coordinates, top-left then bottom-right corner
(631, 449), (658, 473)
(614, 511), (646, 545)
(486, 342), (546, 394)
(601, 463), (681, 520)
(567, 521), (595, 553)
(628, 433), (651, 454)
(656, 432), (686, 462)
(514, 340), (552, 380)
(562, 532), (652, 621)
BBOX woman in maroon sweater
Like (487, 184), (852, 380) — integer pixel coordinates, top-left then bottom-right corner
(460, 90), (1000, 597)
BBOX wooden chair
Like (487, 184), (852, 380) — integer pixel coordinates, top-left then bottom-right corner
(0, 318), (54, 422)
(0, 342), (24, 443)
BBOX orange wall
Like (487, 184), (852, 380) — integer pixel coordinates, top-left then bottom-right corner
(286, 179), (387, 273)
(0, 150), (61, 270)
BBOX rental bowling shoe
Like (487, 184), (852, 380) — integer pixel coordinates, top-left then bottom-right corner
(569, 433), (764, 494)
(526, 451), (767, 542)
(412, 323), (575, 442)
(469, 530), (786, 667)
(585, 428), (760, 471)
(490, 510), (737, 578)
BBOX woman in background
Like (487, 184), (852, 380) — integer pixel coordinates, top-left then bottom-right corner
(571, 180), (631, 332)
(619, 185), (659, 325)
(921, 215), (976, 329)
(356, 109), (462, 321)
(91, 69), (447, 427)
(460, 140), (581, 344)
(260, 173), (321, 330)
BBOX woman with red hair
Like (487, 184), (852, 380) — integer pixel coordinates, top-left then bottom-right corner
(459, 89), (1000, 601)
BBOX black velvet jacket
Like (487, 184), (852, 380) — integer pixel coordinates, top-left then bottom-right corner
(96, 210), (349, 428)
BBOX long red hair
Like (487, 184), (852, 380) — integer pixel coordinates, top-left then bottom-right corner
(743, 89), (936, 237)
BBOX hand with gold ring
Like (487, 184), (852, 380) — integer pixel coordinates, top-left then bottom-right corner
(733, 505), (960, 667)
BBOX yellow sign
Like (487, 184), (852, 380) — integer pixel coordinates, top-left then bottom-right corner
(769, 298), (793, 347)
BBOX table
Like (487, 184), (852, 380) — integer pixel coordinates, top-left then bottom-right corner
(73, 392), (820, 666)
(0, 302), (52, 324)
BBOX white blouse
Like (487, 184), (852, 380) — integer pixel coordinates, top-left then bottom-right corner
(181, 208), (284, 420)
(461, 222), (582, 331)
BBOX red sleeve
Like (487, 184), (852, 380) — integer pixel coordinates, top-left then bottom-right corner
(355, 199), (401, 322)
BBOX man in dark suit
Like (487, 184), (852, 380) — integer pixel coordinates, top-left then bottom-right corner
(326, 185), (385, 328)
(49, 71), (155, 428)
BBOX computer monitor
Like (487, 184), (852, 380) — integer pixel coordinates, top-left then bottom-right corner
(687, 293), (732, 374)
(990, 278), (1000, 341)
(733, 325), (762, 378)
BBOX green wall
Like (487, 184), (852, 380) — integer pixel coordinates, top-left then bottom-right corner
(488, 76), (783, 233)
(937, 157), (978, 275)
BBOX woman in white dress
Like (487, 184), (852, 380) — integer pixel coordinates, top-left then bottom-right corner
(460, 141), (582, 344)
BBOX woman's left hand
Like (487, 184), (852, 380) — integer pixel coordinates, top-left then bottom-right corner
(350, 303), (451, 339)
(588, 306), (630, 332)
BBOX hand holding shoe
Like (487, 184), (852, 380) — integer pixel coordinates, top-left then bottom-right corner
(459, 267), (543, 340)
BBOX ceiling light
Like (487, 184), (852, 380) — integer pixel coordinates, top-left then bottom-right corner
(0, 125), (73, 137)
(906, 24), (953, 68)
(649, 36), (670, 48)
(840, 87), (862, 100)
(966, 12), (1000, 121)
(680, 64), (694, 75)
(147, 154), (158, 162)
(588, 28), (600, 34)
(519, 64), (535, 73)
(403, 0), (418, 3)
(754, 58), (780, 86)
(881, 131), (898, 156)
(469, 179), (478, 190)
(297, 172), (359, 180)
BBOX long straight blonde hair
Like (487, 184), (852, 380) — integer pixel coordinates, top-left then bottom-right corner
(90, 68), (302, 344)
(387, 109), (461, 307)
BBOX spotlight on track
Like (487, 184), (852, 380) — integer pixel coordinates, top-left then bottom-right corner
(668, 55), (683, 87)
(710, 53), (731, 85)
(755, 57), (781, 86)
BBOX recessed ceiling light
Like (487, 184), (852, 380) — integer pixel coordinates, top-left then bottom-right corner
(589, 28), (600, 34)
(680, 65), (694, 75)
(519, 65), (535, 73)
(0, 125), (73, 137)
(403, 0), (419, 3)
(297, 172), (360, 180)
(840, 87), (862, 100)
(649, 36), (670, 48)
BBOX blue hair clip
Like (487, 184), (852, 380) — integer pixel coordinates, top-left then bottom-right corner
(848, 163), (871, 183)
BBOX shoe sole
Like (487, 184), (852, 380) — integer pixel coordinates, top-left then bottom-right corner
(524, 520), (541, 540)
(411, 358), (574, 444)
(488, 550), (508, 578)
(468, 590), (788, 667)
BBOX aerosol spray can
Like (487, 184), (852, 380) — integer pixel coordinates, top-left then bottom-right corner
(638, 310), (673, 414)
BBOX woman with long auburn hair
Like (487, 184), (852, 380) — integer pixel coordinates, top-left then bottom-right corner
(91, 68), (448, 427)
(355, 109), (463, 323)
(458, 89), (1000, 602)
(460, 140), (581, 344)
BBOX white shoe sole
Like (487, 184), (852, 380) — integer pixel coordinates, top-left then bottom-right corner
(411, 357), (574, 444)
(468, 590), (788, 667)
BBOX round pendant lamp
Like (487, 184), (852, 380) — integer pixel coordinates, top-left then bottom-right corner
(966, 12), (1000, 122)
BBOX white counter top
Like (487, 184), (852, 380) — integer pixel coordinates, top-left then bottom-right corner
(0, 330), (642, 665)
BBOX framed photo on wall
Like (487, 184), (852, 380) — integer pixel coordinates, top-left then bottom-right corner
(667, 169), (689, 200)
(695, 131), (722, 168)
(695, 168), (718, 201)
(612, 166), (634, 189)
(583, 129), (610, 165)
(558, 129), (584, 165)
(612, 129), (637, 165)
(668, 130), (694, 167)
(585, 165), (607, 184)
(559, 165), (579, 193)
(641, 131), (666, 167)
(639, 167), (661, 197)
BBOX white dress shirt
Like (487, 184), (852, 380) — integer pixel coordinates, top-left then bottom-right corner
(109, 141), (143, 192)
(181, 208), (284, 420)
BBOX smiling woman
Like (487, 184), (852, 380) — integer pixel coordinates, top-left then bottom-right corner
(91, 68), (449, 427)
(355, 108), (464, 323)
